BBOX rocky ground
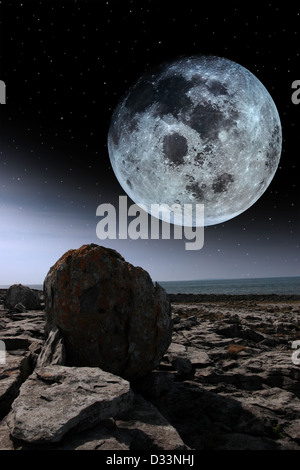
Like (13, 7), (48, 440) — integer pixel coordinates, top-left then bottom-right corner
(0, 287), (300, 450)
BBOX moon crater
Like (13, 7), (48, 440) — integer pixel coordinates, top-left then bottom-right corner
(108, 56), (282, 226)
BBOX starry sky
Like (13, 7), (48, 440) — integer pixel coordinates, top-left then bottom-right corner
(0, 0), (299, 285)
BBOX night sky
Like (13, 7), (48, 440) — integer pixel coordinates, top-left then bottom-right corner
(0, 0), (299, 285)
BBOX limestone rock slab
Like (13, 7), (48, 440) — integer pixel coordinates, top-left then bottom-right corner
(10, 365), (133, 444)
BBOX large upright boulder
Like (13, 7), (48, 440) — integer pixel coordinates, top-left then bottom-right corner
(43, 244), (172, 380)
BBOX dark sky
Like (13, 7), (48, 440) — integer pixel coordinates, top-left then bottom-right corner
(0, 0), (299, 285)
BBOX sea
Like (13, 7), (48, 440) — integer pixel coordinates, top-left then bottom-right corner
(1, 276), (299, 296)
(158, 276), (300, 296)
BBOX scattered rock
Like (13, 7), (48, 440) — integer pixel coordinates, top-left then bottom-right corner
(1, 286), (300, 450)
(0, 308), (45, 366)
(43, 244), (173, 380)
(5, 284), (42, 311)
(167, 342), (211, 368)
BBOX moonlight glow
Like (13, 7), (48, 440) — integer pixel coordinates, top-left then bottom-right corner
(108, 56), (282, 227)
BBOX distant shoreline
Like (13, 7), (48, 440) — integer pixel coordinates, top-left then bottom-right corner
(1, 287), (300, 304)
(168, 293), (300, 302)
(1, 276), (299, 297)
(159, 276), (300, 297)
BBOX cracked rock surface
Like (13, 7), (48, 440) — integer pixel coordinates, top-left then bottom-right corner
(1, 285), (300, 450)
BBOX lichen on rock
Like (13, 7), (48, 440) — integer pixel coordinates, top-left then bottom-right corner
(43, 244), (173, 380)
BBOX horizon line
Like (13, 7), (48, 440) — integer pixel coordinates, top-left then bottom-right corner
(156, 274), (300, 283)
(1, 274), (299, 289)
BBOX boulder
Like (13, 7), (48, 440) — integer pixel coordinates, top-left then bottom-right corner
(0, 311), (45, 343)
(167, 342), (211, 369)
(5, 284), (42, 311)
(43, 244), (173, 380)
(10, 365), (133, 444)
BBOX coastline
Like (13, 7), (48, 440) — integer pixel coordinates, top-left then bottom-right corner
(168, 293), (300, 302)
(2, 288), (300, 302)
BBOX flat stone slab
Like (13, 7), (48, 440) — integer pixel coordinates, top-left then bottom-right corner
(10, 365), (133, 444)
(0, 352), (31, 420)
(55, 395), (188, 450)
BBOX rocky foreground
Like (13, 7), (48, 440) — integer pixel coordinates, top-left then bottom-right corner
(0, 288), (300, 450)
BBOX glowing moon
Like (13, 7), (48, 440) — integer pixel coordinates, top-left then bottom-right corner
(108, 56), (282, 226)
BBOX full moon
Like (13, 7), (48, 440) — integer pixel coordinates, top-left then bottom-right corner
(108, 56), (282, 226)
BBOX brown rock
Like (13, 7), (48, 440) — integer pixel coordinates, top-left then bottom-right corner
(43, 244), (173, 380)
(5, 284), (42, 311)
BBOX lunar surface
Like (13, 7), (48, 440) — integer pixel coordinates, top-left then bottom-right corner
(108, 56), (282, 226)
